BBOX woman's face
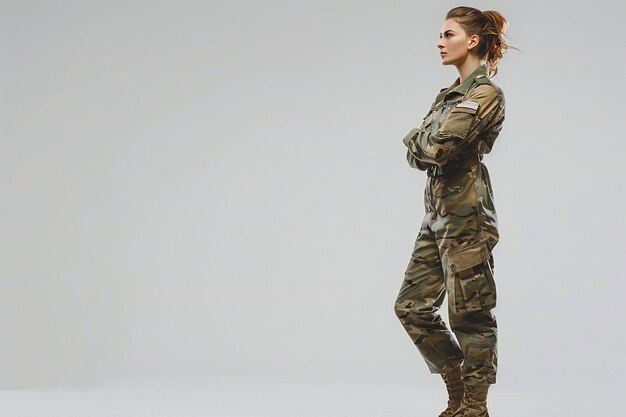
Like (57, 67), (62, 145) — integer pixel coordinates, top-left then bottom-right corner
(437, 18), (479, 65)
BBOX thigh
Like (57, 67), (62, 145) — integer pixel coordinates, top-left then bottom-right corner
(396, 216), (446, 312)
(430, 166), (499, 316)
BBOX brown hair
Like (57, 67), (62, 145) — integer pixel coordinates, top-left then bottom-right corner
(446, 6), (520, 77)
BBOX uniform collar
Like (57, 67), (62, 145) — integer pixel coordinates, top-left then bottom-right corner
(436, 63), (488, 101)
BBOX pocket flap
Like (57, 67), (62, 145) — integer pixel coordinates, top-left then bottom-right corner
(445, 239), (491, 274)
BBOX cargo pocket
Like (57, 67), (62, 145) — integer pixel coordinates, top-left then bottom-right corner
(444, 239), (497, 314)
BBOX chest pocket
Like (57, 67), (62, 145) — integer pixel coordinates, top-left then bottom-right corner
(423, 99), (464, 133)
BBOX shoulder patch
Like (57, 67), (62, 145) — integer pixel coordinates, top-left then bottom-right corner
(455, 100), (479, 111)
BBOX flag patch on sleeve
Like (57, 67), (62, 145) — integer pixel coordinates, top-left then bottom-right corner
(455, 100), (479, 111)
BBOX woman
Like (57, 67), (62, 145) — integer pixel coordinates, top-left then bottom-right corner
(394, 7), (514, 417)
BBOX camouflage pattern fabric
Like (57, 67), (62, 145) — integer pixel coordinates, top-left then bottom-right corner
(394, 63), (505, 386)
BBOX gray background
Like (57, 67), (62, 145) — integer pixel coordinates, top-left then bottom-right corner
(1, 0), (625, 415)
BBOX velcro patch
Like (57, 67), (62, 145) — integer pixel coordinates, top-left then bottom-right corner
(455, 100), (479, 111)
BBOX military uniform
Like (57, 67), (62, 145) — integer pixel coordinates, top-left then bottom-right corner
(394, 63), (505, 387)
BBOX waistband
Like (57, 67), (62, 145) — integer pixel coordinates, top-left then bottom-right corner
(426, 154), (481, 177)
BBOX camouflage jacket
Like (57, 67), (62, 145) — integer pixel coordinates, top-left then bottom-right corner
(402, 63), (505, 170)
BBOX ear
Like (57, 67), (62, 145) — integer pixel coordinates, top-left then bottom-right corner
(467, 34), (480, 51)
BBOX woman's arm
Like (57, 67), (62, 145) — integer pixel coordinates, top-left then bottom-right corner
(403, 84), (504, 167)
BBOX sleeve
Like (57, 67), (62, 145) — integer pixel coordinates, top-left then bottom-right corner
(403, 84), (502, 167)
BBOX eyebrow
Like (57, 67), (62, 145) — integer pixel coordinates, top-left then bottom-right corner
(439, 30), (455, 35)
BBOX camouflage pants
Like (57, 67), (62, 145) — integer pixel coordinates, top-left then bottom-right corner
(394, 162), (499, 385)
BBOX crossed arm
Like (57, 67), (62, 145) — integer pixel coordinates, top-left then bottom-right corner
(403, 84), (503, 169)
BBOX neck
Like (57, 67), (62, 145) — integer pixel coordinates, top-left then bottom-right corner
(456, 58), (483, 84)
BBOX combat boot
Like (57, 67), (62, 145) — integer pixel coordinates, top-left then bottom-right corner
(438, 364), (463, 417)
(451, 384), (490, 417)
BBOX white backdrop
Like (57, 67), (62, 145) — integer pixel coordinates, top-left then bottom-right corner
(1, 0), (625, 415)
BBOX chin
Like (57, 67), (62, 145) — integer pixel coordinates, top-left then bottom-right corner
(440, 56), (455, 66)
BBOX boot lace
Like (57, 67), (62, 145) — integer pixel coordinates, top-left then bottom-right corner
(451, 385), (487, 417)
(438, 370), (463, 417)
